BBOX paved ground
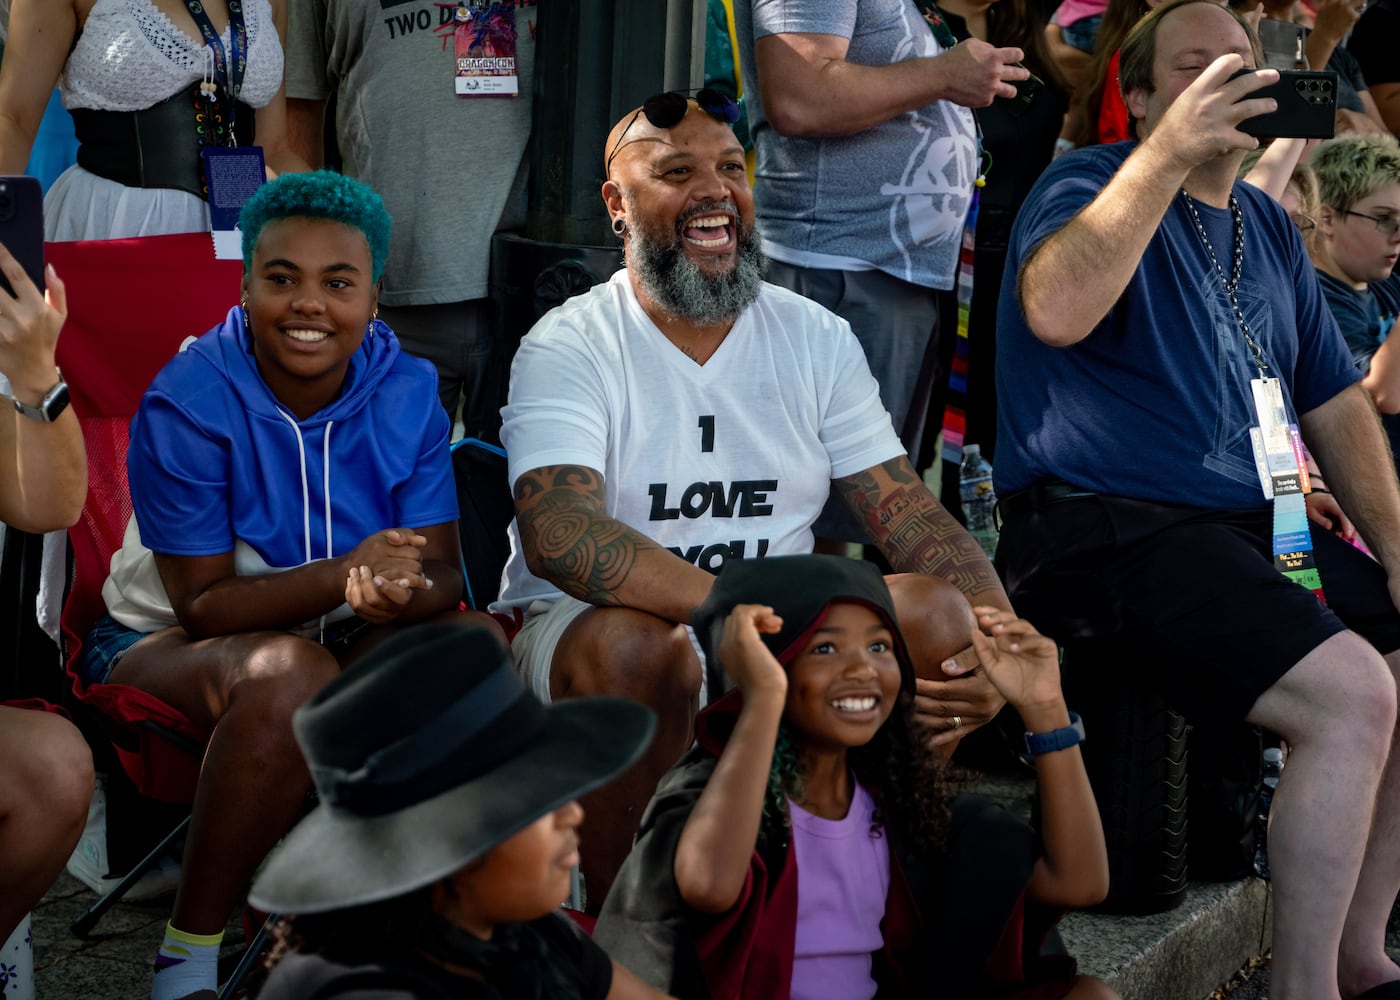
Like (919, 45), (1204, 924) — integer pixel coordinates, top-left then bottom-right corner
(1209, 906), (1400, 1000)
(28, 871), (251, 999)
(20, 758), (1400, 1000)
(27, 859), (1400, 999)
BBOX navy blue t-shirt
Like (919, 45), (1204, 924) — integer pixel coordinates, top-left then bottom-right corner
(1319, 269), (1400, 466)
(1318, 270), (1400, 370)
(994, 141), (1358, 509)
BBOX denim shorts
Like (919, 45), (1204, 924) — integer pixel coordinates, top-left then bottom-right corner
(1059, 13), (1102, 53)
(77, 613), (381, 687)
(77, 614), (150, 686)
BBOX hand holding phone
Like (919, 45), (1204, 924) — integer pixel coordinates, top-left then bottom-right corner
(1229, 68), (1338, 139)
(0, 176), (66, 399)
(996, 62), (1046, 116)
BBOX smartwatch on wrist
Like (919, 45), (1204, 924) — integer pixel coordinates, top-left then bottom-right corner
(1024, 711), (1085, 757)
(10, 378), (70, 423)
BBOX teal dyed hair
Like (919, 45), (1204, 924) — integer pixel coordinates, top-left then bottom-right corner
(239, 171), (392, 282)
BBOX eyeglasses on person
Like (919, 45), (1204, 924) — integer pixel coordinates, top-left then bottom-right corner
(605, 88), (742, 176)
(1342, 209), (1400, 238)
(1290, 212), (1316, 233)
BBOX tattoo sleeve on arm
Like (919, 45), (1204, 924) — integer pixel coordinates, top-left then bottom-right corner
(834, 456), (1010, 607)
(513, 465), (668, 606)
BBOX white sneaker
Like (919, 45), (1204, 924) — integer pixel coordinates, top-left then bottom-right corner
(65, 774), (181, 901)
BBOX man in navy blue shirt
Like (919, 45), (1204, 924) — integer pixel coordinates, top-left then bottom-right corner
(995, 2), (1400, 996)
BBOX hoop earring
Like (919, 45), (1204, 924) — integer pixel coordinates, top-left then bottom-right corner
(612, 217), (627, 237)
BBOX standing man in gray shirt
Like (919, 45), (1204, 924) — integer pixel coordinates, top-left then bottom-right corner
(285, 1), (536, 439)
(734, 0), (1026, 544)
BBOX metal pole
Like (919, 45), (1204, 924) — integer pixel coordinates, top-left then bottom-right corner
(525, 0), (617, 247)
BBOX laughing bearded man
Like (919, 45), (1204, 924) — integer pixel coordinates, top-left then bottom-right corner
(490, 94), (1014, 909)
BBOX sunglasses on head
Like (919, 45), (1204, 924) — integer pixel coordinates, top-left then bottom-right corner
(606, 88), (742, 176)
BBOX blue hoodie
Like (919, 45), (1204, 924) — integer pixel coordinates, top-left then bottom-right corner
(103, 307), (458, 634)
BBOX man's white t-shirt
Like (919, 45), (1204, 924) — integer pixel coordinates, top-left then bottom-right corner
(492, 271), (904, 613)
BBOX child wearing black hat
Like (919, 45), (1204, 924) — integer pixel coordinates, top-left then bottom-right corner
(251, 622), (667, 999)
(596, 555), (1118, 1000)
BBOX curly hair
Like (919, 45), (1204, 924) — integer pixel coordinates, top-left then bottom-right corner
(263, 886), (434, 972)
(762, 693), (969, 856)
(1312, 135), (1400, 215)
(239, 170), (392, 282)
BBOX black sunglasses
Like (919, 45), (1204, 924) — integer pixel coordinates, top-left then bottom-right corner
(605, 88), (742, 176)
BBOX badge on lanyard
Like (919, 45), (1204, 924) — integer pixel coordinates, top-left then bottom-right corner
(1250, 376), (1326, 603)
(185, 0), (265, 257)
(203, 145), (265, 260)
(454, 4), (519, 96)
(1249, 376), (1307, 498)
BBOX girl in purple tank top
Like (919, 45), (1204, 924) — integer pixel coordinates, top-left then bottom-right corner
(597, 555), (1119, 1000)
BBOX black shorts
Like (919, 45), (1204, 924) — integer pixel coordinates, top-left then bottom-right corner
(997, 492), (1400, 725)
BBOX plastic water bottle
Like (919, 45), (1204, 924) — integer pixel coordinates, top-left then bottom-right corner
(959, 444), (999, 559)
(1252, 746), (1285, 880)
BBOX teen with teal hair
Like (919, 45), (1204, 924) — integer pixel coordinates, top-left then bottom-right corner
(79, 169), (502, 1000)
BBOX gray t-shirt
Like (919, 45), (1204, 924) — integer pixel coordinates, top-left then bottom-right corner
(285, 1), (535, 307)
(734, 0), (978, 290)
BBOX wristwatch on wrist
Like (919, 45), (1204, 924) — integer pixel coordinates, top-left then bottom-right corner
(10, 378), (70, 423)
(1024, 711), (1086, 757)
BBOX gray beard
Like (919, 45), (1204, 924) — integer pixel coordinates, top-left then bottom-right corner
(628, 204), (766, 326)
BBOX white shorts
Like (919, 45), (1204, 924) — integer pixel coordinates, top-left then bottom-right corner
(509, 595), (711, 706)
(510, 596), (595, 703)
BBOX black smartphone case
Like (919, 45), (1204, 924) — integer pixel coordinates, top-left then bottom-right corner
(0, 176), (46, 298)
(1232, 69), (1338, 140)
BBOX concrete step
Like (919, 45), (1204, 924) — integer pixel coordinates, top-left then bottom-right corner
(974, 770), (1270, 1000)
(1064, 878), (1270, 999)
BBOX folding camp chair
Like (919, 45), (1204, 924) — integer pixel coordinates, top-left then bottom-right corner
(451, 436), (514, 610)
(49, 235), (277, 994)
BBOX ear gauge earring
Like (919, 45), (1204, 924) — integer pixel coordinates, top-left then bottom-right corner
(612, 217), (627, 237)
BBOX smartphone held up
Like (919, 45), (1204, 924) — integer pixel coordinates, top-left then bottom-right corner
(0, 176), (45, 299)
(1229, 68), (1339, 140)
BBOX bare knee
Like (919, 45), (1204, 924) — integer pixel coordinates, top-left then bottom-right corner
(556, 610), (701, 729)
(42, 719), (95, 823)
(1262, 634), (1397, 755)
(887, 572), (977, 675)
(0, 711), (94, 824)
(228, 634), (340, 731)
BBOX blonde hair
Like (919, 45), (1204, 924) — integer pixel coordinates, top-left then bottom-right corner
(1312, 135), (1400, 214)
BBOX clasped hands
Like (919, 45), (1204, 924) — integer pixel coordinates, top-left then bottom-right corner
(343, 528), (434, 623)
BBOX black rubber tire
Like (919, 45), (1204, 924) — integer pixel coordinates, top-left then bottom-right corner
(1062, 643), (1190, 915)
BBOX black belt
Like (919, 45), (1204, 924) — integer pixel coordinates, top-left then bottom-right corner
(996, 481), (1098, 524)
(71, 83), (256, 199)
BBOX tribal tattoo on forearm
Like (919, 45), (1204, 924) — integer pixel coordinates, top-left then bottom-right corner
(834, 456), (1008, 605)
(514, 465), (665, 606)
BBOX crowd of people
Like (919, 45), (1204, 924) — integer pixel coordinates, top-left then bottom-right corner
(1, 0), (1400, 999)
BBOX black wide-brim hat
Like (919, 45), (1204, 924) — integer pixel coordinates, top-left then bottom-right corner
(249, 622), (655, 914)
(692, 555), (915, 697)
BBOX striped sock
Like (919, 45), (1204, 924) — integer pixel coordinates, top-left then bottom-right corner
(150, 922), (222, 1000)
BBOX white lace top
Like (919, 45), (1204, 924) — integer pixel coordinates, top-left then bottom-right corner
(61, 0), (283, 112)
